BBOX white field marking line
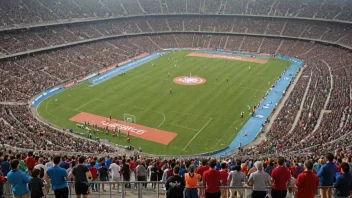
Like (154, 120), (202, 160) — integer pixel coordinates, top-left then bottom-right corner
(41, 98), (68, 121)
(96, 99), (166, 129)
(215, 119), (244, 147)
(183, 117), (213, 151)
(169, 123), (199, 131)
(48, 95), (82, 113)
(170, 111), (212, 119)
(132, 105), (166, 128)
(75, 99), (96, 111)
(59, 106), (82, 112)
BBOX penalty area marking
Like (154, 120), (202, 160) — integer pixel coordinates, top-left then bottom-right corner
(183, 117), (213, 151)
(95, 99), (166, 129)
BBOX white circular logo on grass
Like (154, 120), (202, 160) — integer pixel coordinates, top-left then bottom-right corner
(173, 76), (206, 86)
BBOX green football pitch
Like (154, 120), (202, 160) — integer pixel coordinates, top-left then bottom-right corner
(37, 51), (291, 155)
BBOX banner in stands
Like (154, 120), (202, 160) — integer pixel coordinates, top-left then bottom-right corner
(77, 73), (98, 83)
(32, 87), (64, 107)
(117, 53), (150, 67)
(98, 66), (116, 74)
(64, 82), (75, 88)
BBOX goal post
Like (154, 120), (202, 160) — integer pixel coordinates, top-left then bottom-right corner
(124, 114), (136, 123)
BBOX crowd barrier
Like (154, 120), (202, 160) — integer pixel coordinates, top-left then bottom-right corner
(2, 181), (335, 198)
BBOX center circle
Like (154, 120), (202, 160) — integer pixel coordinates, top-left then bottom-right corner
(173, 76), (206, 86)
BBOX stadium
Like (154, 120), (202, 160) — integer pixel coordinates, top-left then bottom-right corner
(0, 0), (351, 197)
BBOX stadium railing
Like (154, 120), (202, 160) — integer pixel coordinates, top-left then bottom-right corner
(2, 181), (334, 198)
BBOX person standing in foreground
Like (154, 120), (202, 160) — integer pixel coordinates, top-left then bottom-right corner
(0, 163), (5, 198)
(45, 156), (69, 198)
(98, 162), (109, 192)
(7, 159), (32, 198)
(333, 162), (352, 198)
(271, 157), (291, 198)
(295, 160), (319, 198)
(165, 166), (185, 198)
(247, 161), (271, 198)
(150, 163), (159, 189)
(135, 160), (147, 188)
(88, 161), (97, 192)
(228, 165), (247, 198)
(29, 169), (45, 198)
(122, 159), (131, 189)
(196, 159), (209, 197)
(68, 156), (92, 198)
(185, 165), (201, 198)
(203, 159), (222, 198)
(219, 162), (229, 198)
(318, 153), (337, 198)
(109, 160), (121, 192)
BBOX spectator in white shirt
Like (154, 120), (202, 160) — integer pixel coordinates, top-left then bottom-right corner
(109, 161), (121, 192)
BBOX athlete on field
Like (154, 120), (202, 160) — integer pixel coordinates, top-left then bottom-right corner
(170, 88), (172, 94)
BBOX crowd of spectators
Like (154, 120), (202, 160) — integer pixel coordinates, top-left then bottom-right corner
(0, 37), (162, 102)
(0, 105), (113, 153)
(1, 150), (351, 198)
(1, 16), (352, 57)
(0, 0), (352, 28)
(243, 41), (352, 157)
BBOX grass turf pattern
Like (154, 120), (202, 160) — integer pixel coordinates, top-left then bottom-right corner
(37, 51), (291, 155)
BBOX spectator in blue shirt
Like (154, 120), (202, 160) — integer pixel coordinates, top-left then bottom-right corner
(334, 162), (352, 198)
(7, 159), (31, 197)
(318, 153), (337, 198)
(313, 159), (324, 174)
(179, 164), (188, 177)
(248, 160), (253, 169)
(215, 161), (220, 171)
(45, 156), (69, 198)
(265, 162), (274, 173)
(0, 155), (10, 176)
(105, 156), (112, 169)
(59, 157), (69, 170)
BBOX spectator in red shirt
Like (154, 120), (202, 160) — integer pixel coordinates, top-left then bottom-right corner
(219, 162), (228, 198)
(241, 163), (248, 175)
(197, 159), (209, 197)
(295, 160), (319, 198)
(25, 151), (36, 172)
(196, 159), (209, 178)
(271, 157), (291, 198)
(88, 161), (98, 192)
(166, 162), (176, 180)
(129, 157), (135, 172)
(203, 159), (221, 198)
(337, 158), (342, 173)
